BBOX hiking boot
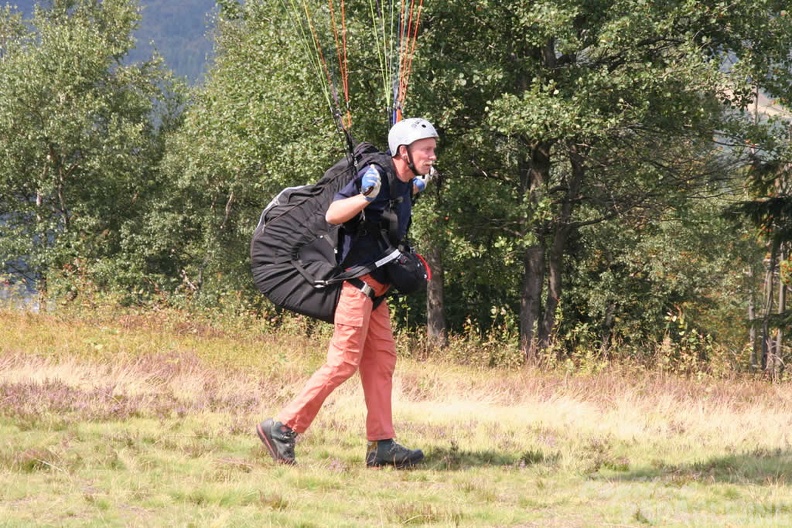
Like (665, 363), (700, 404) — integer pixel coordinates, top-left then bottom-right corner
(256, 418), (296, 465)
(366, 439), (424, 469)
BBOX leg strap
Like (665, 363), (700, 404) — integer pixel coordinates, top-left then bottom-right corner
(348, 278), (376, 300)
(348, 278), (386, 310)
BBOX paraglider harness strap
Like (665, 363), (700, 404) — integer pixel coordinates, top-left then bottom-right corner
(348, 278), (376, 299)
(343, 245), (402, 309)
(333, 164), (407, 311)
(347, 278), (387, 310)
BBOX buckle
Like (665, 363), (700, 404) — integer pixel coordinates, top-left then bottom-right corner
(349, 278), (376, 300)
(357, 282), (374, 298)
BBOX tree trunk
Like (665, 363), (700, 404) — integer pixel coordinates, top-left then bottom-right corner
(600, 301), (617, 358)
(539, 143), (585, 350)
(521, 245), (545, 363)
(425, 244), (447, 347)
(519, 140), (552, 362)
(769, 244), (787, 377)
(748, 292), (757, 368)
(746, 263), (758, 367)
(761, 242), (778, 371)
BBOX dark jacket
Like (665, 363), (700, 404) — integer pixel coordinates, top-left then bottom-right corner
(334, 162), (412, 284)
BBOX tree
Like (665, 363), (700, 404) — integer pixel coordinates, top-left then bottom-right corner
(0, 0), (181, 299)
(411, 0), (792, 362)
(156, 0), (435, 313)
(728, 121), (792, 377)
(151, 0), (345, 307)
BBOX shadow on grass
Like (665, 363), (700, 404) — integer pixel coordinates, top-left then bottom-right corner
(594, 447), (792, 486)
(423, 443), (558, 471)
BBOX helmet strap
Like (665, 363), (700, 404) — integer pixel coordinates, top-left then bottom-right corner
(404, 146), (421, 176)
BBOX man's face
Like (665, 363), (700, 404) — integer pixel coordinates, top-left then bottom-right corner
(400, 137), (437, 179)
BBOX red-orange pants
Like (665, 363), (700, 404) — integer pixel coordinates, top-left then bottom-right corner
(278, 275), (396, 441)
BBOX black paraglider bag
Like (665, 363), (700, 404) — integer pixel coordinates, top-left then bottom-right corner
(251, 186), (342, 322)
(250, 143), (394, 323)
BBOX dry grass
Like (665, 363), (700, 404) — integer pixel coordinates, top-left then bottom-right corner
(1, 306), (791, 527)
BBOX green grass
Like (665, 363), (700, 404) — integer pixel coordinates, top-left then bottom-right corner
(1, 307), (791, 527)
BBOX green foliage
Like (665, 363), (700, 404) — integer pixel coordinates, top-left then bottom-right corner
(561, 187), (762, 364)
(0, 0), (182, 297)
(149, 0), (345, 306)
(403, 0), (792, 363)
(5, 0), (792, 374)
(725, 127), (792, 375)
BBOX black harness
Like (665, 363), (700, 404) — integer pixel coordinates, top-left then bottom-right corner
(339, 167), (410, 306)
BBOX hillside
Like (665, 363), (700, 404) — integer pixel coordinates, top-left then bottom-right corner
(131, 0), (216, 83)
(8, 0), (216, 84)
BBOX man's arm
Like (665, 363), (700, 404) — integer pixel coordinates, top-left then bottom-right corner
(325, 194), (370, 225)
(325, 165), (382, 225)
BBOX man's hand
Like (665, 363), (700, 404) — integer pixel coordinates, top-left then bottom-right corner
(361, 167), (381, 202)
(412, 166), (437, 194)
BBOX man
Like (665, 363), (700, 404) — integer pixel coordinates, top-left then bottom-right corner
(256, 117), (438, 468)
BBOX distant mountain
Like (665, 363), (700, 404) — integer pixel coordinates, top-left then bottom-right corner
(7, 0), (216, 84)
(130, 0), (217, 84)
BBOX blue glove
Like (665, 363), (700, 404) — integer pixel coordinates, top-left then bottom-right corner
(413, 166), (436, 194)
(360, 166), (381, 202)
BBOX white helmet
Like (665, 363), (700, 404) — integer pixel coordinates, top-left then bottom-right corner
(388, 118), (438, 155)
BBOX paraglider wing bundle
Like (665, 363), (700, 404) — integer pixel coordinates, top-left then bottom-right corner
(250, 142), (392, 323)
(251, 185), (343, 323)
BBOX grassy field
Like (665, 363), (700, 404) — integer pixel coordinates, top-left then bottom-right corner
(1, 306), (791, 527)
